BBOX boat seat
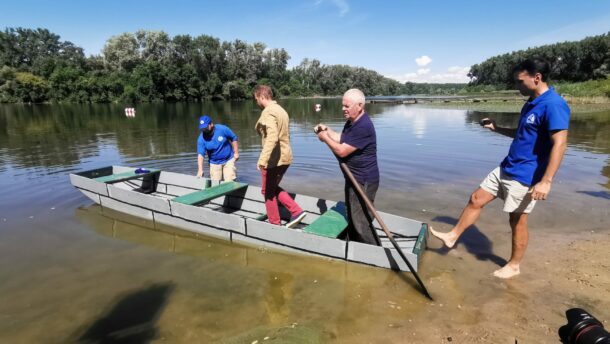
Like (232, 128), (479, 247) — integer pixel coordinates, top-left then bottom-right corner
(303, 202), (348, 238)
(94, 168), (160, 184)
(172, 181), (248, 206)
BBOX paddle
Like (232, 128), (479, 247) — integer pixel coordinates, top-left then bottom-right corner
(340, 162), (433, 300)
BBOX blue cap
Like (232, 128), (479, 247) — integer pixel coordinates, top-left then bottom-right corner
(198, 115), (212, 130)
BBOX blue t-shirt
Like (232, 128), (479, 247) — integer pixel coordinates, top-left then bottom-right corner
(197, 124), (238, 165)
(340, 113), (380, 184)
(500, 87), (570, 186)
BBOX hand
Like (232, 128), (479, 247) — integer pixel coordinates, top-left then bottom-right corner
(530, 181), (551, 200)
(196, 169), (203, 178)
(257, 164), (265, 171)
(316, 129), (328, 142)
(313, 124), (327, 134)
(481, 118), (496, 131)
(233, 152), (240, 161)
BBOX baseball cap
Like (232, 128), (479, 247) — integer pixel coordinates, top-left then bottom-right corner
(198, 115), (212, 130)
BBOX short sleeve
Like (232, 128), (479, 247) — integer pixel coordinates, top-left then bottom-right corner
(546, 102), (570, 131)
(223, 125), (238, 141)
(197, 134), (205, 155)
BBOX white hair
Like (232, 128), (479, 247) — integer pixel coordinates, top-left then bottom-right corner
(343, 88), (365, 105)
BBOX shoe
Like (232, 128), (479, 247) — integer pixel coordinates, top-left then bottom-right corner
(285, 211), (306, 228)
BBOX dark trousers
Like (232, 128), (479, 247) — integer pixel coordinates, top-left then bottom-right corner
(344, 180), (380, 245)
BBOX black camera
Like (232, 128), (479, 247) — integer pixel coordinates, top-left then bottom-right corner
(314, 126), (327, 134)
(559, 308), (610, 344)
(479, 119), (494, 126)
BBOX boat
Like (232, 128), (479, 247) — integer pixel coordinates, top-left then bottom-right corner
(69, 165), (428, 272)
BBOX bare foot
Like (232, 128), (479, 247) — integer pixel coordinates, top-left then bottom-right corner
(493, 264), (520, 279)
(429, 226), (458, 248)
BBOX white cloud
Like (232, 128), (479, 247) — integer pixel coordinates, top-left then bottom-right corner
(415, 55), (432, 67)
(315, 0), (349, 16)
(386, 66), (471, 83)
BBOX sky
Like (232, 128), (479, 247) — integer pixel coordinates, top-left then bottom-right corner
(2, 0), (610, 84)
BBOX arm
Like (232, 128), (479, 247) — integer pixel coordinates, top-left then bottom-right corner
(316, 128), (357, 158)
(197, 154), (204, 177)
(530, 130), (568, 200)
(231, 140), (240, 161)
(257, 117), (279, 170)
(483, 118), (517, 138)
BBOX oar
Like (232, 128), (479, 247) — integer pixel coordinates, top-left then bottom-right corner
(340, 162), (433, 300)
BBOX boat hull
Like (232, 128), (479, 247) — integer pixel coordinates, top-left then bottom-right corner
(70, 166), (428, 272)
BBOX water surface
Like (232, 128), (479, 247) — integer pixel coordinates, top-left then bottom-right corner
(1, 101), (608, 342)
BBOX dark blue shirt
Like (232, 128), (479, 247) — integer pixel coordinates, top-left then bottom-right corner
(340, 113), (379, 184)
(197, 124), (238, 164)
(501, 87), (570, 186)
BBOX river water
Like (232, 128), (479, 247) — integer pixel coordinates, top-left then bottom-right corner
(0, 100), (608, 343)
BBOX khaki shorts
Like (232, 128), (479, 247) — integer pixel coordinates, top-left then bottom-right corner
(480, 167), (536, 213)
(209, 158), (237, 181)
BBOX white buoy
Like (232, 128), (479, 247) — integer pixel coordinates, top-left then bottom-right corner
(314, 103), (321, 112)
(124, 107), (136, 117)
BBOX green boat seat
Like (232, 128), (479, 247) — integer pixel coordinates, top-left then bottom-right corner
(94, 168), (160, 184)
(172, 181), (248, 206)
(303, 202), (348, 238)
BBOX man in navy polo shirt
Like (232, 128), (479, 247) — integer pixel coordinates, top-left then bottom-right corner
(196, 115), (240, 182)
(431, 59), (570, 278)
(315, 88), (381, 245)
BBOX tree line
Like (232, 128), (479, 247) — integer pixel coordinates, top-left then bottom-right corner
(2, 28), (609, 103)
(468, 31), (610, 86)
(0, 27), (407, 103)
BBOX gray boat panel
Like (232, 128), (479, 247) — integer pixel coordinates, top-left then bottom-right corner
(156, 183), (167, 194)
(373, 211), (423, 236)
(158, 171), (208, 189)
(231, 233), (322, 258)
(170, 201), (246, 234)
(78, 188), (101, 204)
(166, 185), (202, 197)
(347, 240), (419, 272)
(154, 212), (231, 241)
(245, 218), (346, 259)
(70, 174), (109, 196)
(112, 165), (136, 174)
(100, 195), (154, 221)
(108, 185), (171, 214)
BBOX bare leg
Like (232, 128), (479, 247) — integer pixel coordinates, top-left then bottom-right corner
(493, 212), (528, 279)
(430, 187), (495, 248)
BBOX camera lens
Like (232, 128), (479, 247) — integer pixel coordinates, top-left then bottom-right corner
(559, 308), (610, 344)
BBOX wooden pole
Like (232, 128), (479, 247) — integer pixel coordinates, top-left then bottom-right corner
(340, 162), (433, 300)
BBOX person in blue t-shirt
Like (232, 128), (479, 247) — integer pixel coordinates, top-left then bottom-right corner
(315, 88), (381, 245)
(431, 59), (570, 279)
(196, 115), (240, 181)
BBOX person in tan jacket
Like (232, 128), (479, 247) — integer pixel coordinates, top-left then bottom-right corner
(253, 85), (305, 228)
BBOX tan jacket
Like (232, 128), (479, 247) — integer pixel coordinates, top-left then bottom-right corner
(255, 101), (293, 168)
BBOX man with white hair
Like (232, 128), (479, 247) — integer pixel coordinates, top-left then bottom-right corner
(315, 89), (381, 245)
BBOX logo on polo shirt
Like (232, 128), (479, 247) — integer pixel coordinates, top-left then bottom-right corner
(527, 113), (536, 124)
(218, 136), (224, 142)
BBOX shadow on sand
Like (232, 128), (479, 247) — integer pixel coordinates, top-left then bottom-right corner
(429, 216), (507, 267)
(577, 190), (610, 200)
(74, 282), (175, 344)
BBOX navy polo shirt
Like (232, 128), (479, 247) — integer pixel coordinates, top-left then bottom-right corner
(340, 113), (379, 184)
(197, 124), (238, 165)
(500, 87), (570, 186)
